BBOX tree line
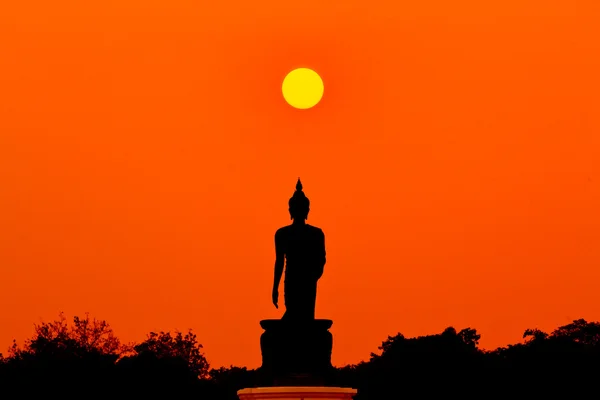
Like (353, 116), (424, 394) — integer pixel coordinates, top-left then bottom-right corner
(1, 313), (598, 398)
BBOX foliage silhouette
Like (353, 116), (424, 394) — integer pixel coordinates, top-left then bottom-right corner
(2, 313), (600, 398)
(130, 329), (209, 379)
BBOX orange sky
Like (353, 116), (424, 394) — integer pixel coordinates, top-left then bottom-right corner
(1, 0), (599, 369)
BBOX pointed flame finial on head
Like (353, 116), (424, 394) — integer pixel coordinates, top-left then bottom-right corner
(288, 177), (310, 219)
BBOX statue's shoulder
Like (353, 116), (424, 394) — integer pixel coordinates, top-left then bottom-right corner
(275, 225), (292, 237)
(306, 224), (324, 236)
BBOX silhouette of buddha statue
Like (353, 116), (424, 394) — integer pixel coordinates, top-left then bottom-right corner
(272, 178), (326, 321)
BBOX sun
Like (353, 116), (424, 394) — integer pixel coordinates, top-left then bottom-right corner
(282, 68), (324, 110)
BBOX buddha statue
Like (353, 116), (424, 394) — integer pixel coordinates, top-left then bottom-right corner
(272, 178), (326, 321)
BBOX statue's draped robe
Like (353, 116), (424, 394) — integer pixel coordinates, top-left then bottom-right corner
(276, 224), (326, 321)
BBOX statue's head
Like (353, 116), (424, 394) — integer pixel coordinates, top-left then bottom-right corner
(288, 178), (310, 221)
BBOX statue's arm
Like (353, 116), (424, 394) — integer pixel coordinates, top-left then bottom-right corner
(273, 230), (285, 291)
(316, 229), (326, 279)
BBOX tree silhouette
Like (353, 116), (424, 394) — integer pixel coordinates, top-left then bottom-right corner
(129, 329), (209, 379)
(2, 314), (600, 399)
(6, 312), (123, 361)
(523, 327), (549, 343)
(457, 327), (481, 348)
(0, 313), (124, 395)
(551, 318), (600, 345)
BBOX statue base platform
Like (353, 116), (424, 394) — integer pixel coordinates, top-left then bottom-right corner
(258, 319), (334, 386)
(238, 387), (357, 400)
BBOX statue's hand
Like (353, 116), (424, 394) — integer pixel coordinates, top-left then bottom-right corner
(272, 288), (279, 309)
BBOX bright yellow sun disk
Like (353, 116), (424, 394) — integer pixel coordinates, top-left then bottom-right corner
(282, 68), (324, 109)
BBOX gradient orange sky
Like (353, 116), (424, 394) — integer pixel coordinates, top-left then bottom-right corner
(1, 0), (599, 368)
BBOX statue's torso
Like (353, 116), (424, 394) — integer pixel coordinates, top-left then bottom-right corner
(277, 224), (325, 282)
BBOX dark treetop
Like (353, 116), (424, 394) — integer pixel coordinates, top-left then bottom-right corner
(272, 178), (326, 321)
